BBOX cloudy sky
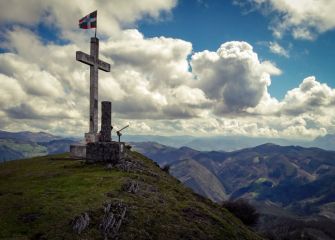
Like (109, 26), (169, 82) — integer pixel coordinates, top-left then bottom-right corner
(0, 0), (334, 139)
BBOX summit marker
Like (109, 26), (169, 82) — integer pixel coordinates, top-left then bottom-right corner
(70, 11), (127, 162)
(76, 38), (111, 143)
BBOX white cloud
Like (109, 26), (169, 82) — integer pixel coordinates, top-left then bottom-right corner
(239, 0), (335, 40)
(0, 26), (333, 139)
(0, 74), (26, 108)
(191, 41), (281, 113)
(101, 29), (193, 91)
(0, 0), (177, 38)
(0, 1), (334, 140)
(269, 41), (289, 57)
(280, 76), (335, 115)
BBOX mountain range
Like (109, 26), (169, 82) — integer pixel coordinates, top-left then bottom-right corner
(131, 142), (335, 239)
(124, 134), (335, 151)
(0, 130), (334, 162)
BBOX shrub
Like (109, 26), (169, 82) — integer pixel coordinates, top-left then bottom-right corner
(162, 165), (170, 174)
(222, 199), (259, 227)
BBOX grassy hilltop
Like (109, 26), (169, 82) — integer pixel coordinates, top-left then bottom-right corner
(0, 151), (262, 240)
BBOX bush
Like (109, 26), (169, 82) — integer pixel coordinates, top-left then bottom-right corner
(125, 145), (132, 150)
(162, 165), (170, 174)
(222, 199), (259, 227)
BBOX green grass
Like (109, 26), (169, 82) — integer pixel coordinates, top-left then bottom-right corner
(0, 152), (263, 240)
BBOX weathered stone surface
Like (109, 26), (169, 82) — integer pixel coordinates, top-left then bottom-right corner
(89, 37), (99, 135)
(115, 158), (142, 172)
(72, 212), (90, 234)
(122, 180), (140, 194)
(101, 101), (111, 142)
(86, 142), (125, 164)
(115, 157), (159, 178)
(70, 144), (86, 159)
(85, 132), (99, 143)
(75, 37), (111, 143)
(100, 201), (127, 240)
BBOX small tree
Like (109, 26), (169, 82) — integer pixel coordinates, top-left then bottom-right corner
(222, 198), (259, 227)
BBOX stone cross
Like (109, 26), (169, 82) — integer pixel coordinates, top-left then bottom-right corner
(76, 37), (111, 142)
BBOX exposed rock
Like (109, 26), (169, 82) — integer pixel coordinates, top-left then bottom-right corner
(115, 157), (159, 180)
(100, 201), (127, 240)
(115, 158), (144, 173)
(122, 180), (140, 194)
(72, 212), (90, 234)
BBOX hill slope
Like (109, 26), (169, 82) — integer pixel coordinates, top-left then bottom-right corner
(0, 151), (261, 240)
(171, 159), (227, 202)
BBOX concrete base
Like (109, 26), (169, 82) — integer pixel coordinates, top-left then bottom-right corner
(85, 132), (99, 143)
(70, 144), (86, 159)
(86, 141), (125, 164)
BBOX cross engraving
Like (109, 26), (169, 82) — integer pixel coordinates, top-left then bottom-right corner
(76, 37), (111, 142)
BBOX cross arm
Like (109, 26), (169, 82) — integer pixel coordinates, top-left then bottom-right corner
(76, 51), (110, 72)
(98, 59), (110, 72)
(76, 51), (94, 66)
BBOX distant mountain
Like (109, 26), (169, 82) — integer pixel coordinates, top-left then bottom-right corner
(0, 145), (24, 162)
(123, 135), (194, 148)
(40, 139), (77, 154)
(0, 130), (77, 162)
(312, 134), (335, 151)
(1, 130), (334, 158)
(135, 142), (335, 211)
(131, 142), (199, 166)
(0, 139), (48, 162)
(125, 134), (316, 151)
(0, 130), (62, 142)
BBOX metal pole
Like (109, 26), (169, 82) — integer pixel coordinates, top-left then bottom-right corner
(118, 133), (121, 161)
(94, 10), (97, 38)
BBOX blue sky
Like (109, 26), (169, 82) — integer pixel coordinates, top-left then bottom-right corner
(138, 0), (335, 100)
(0, 0), (334, 139)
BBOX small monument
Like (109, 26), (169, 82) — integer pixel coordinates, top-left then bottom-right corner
(70, 11), (126, 163)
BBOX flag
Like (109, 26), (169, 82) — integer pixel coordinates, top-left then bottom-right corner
(79, 10), (97, 29)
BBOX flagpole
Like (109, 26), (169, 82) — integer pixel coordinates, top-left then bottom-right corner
(95, 10), (97, 38)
